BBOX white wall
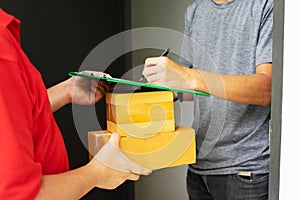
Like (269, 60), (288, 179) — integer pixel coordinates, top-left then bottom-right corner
(279, 1), (300, 199)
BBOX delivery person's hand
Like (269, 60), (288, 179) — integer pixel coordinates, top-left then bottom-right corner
(47, 70), (111, 112)
(69, 70), (111, 105)
(89, 133), (152, 189)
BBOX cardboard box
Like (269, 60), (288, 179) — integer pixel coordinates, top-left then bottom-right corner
(106, 120), (175, 138)
(88, 127), (196, 170)
(106, 91), (175, 136)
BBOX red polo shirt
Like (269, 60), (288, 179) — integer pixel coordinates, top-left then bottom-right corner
(0, 9), (69, 199)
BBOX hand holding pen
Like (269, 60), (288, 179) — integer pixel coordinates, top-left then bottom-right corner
(143, 48), (195, 101)
(139, 48), (170, 82)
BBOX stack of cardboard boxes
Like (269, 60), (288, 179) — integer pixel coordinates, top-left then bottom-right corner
(88, 91), (196, 169)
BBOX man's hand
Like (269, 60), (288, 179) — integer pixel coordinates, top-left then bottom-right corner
(89, 133), (152, 189)
(143, 57), (193, 90)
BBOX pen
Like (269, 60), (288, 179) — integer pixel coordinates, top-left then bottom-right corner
(160, 48), (170, 57)
(139, 48), (170, 82)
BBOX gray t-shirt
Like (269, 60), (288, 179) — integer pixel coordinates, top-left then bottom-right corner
(181, 0), (273, 175)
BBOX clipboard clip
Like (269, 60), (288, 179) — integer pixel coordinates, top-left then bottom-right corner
(69, 71), (109, 79)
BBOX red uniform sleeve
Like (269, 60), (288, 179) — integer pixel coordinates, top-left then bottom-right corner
(0, 54), (42, 199)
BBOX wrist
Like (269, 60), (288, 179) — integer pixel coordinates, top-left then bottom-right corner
(184, 68), (198, 90)
(185, 68), (208, 92)
(47, 78), (73, 112)
(64, 77), (75, 105)
(88, 159), (110, 188)
(86, 161), (103, 187)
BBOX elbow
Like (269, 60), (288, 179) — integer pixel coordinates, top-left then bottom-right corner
(259, 97), (271, 107)
(257, 76), (272, 106)
(257, 90), (272, 106)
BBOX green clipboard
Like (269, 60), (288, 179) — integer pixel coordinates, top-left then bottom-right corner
(68, 71), (210, 97)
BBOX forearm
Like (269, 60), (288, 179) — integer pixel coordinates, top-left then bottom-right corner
(188, 68), (272, 106)
(47, 78), (73, 112)
(35, 163), (97, 200)
(35, 133), (151, 199)
(144, 57), (272, 106)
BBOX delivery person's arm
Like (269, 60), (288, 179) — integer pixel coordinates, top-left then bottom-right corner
(35, 133), (151, 199)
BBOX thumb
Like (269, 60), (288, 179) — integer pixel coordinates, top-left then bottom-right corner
(108, 133), (120, 147)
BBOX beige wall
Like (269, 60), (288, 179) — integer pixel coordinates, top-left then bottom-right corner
(131, 0), (191, 31)
(130, 0), (194, 80)
(131, 1), (194, 200)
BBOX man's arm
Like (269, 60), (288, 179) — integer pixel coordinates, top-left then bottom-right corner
(144, 57), (272, 106)
(189, 62), (272, 106)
